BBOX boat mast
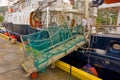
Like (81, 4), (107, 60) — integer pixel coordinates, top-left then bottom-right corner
(47, 7), (49, 29)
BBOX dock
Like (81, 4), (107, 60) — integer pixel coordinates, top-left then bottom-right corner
(0, 36), (79, 80)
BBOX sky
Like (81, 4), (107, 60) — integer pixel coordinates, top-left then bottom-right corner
(0, 0), (93, 7)
(0, 0), (70, 6)
(0, 0), (8, 6)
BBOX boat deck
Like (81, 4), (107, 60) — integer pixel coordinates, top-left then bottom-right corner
(0, 36), (79, 80)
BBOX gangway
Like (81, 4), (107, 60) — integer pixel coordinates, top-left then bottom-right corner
(21, 24), (86, 78)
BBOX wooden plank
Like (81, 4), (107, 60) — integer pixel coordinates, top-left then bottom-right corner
(21, 57), (37, 74)
(47, 41), (85, 66)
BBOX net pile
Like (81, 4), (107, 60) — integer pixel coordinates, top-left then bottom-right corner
(21, 24), (85, 72)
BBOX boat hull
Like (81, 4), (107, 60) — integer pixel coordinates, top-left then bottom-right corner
(88, 34), (120, 74)
(4, 22), (38, 41)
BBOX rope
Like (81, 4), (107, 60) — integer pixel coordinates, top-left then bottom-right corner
(79, 46), (96, 50)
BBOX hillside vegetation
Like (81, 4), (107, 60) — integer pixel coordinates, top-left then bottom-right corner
(0, 6), (7, 22)
(97, 10), (118, 25)
(0, 6), (7, 13)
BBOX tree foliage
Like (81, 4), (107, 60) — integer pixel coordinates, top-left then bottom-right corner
(0, 6), (7, 13)
(0, 6), (7, 22)
(97, 10), (118, 25)
(0, 16), (4, 22)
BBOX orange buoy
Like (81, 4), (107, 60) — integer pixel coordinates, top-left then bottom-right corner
(11, 35), (16, 39)
(90, 67), (98, 77)
(30, 72), (39, 79)
(105, 0), (120, 4)
(4, 32), (9, 36)
(10, 35), (17, 44)
(83, 64), (98, 77)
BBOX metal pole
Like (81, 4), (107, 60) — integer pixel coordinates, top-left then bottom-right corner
(47, 7), (49, 29)
(84, 0), (90, 37)
(84, 0), (89, 18)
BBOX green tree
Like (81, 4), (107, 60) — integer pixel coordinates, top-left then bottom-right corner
(0, 15), (4, 22)
(97, 10), (117, 25)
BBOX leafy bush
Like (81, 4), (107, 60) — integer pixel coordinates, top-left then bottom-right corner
(97, 10), (117, 25)
(0, 16), (4, 22)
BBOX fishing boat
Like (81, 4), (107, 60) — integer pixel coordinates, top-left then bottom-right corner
(3, 0), (120, 79)
(83, 1), (120, 79)
(3, 0), (99, 41)
(61, 1), (120, 80)
(3, 0), (93, 78)
(4, 0), (84, 34)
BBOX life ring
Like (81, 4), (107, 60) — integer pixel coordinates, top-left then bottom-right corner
(8, 7), (14, 13)
(29, 12), (42, 28)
